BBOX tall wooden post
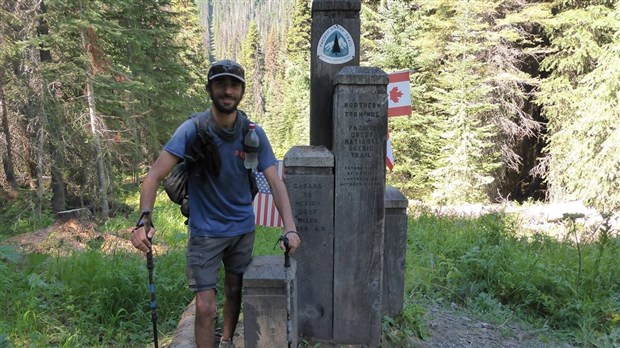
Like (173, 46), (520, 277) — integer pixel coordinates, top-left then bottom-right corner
(310, 0), (360, 150)
(284, 146), (334, 341)
(332, 66), (388, 346)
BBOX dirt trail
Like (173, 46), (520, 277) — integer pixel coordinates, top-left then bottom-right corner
(420, 304), (573, 348)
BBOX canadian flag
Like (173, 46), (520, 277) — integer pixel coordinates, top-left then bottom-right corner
(385, 70), (412, 171)
(387, 70), (411, 117)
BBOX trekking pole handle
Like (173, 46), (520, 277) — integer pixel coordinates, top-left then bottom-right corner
(279, 235), (291, 268)
(134, 211), (155, 247)
(284, 246), (290, 268)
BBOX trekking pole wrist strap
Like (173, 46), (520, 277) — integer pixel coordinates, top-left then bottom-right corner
(135, 210), (154, 229)
(283, 231), (297, 239)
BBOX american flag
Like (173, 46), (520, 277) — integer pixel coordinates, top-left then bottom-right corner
(386, 131), (394, 171)
(252, 160), (284, 227)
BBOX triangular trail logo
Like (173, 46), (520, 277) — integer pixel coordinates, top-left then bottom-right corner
(317, 24), (355, 64)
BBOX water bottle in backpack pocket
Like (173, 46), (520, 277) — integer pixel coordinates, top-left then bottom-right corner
(244, 123), (259, 170)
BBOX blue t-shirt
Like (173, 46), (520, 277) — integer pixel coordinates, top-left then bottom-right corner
(164, 114), (277, 237)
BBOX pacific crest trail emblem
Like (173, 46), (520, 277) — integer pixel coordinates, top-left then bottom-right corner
(317, 24), (356, 65)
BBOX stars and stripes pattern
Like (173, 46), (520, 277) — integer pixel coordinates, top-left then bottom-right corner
(252, 160), (284, 227)
(386, 132), (394, 171)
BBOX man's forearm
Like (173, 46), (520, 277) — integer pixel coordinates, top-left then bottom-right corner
(271, 182), (296, 232)
(140, 172), (160, 213)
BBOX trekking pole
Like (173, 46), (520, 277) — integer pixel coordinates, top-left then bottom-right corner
(146, 236), (159, 348)
(134, 213), (159, 348)
(279, 235), (293, 348)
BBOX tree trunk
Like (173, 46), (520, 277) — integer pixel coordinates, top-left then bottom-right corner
(0, 75), (18, 188)
(0, 0), (18, 189)
(38, 0), (66, 212)
(78, 0), (109, 217)
(50, 153), (66, 212)
(84, 80), (109, 217)
(35, 94), (46, 216)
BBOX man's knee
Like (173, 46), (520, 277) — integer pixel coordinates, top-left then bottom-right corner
(195, 290), (217, 319)
(224, 273), (242, 297)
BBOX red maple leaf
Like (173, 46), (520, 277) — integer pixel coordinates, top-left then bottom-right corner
(389, 86), (403, 103)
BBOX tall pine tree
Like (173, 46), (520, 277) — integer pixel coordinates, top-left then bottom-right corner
(239, 21), (265, 121)
(535, 1), (620, 210)
(272, 0), (311, 156)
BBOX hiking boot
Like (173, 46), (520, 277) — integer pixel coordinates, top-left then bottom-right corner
(219, 338), (234, 348)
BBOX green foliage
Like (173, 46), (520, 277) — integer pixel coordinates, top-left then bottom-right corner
(362, 0), (620, 207)
(534, 2), (620, 210)
(0, 247), (191, 347)
(261, 0), (311, 157)
(0, 189), (55, 239)
(239, 21), (265, 120)
(364, 0), (541, 203)
(261, 25), (287, 148)
(4, 0), (620, 219)
(269, 61), (310, 158)
(285, 0), (311, 67)
(208, 0), (294, 61)
(0, 184), (290, 347)
(253, 225), (285, 256)
(363, 1), (439, 199)
(381, 304), (428, 347)
(2, 0), (208, 216)
(408, 213), (620, 345)
(2, 187), (620, 346)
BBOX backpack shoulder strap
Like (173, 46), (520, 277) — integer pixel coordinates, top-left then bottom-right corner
(189, 111), (209, 133)
(237, 109), (253, 136)
(183, 110), (211, 166)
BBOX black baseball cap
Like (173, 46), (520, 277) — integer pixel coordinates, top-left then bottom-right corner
(207, 59), (245, 83)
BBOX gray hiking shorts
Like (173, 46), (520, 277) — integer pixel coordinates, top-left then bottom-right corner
(185, 231), (255, 293)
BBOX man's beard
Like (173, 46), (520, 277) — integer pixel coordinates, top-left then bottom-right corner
(210, 93), (241, 114)
(211, 98), (238, 114)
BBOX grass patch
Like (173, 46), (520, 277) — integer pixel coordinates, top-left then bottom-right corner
(0, 189), (289, 347)
(395, 213), (620, 347)
(2, 188), (619, 347)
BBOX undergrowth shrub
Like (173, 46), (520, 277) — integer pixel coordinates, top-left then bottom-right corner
(381, 301), (427, 347)
(1, 248), (191, 347)
(0, 189), (54, 240)
(407, 213), (620, 346)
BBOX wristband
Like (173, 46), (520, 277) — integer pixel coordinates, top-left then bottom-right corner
(134, 210), (154, 230)
(283, 231), (297, 239)
(275, 231), (297, 250)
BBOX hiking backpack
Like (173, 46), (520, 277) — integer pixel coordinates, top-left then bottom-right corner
(163, 111), (259, 219)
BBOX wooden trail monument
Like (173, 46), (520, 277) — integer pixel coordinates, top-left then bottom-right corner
(280, 0), (408, 346)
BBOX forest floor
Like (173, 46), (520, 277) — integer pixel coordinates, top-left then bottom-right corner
(5, 200), (615, 347)
(2, 218), (140, 256)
